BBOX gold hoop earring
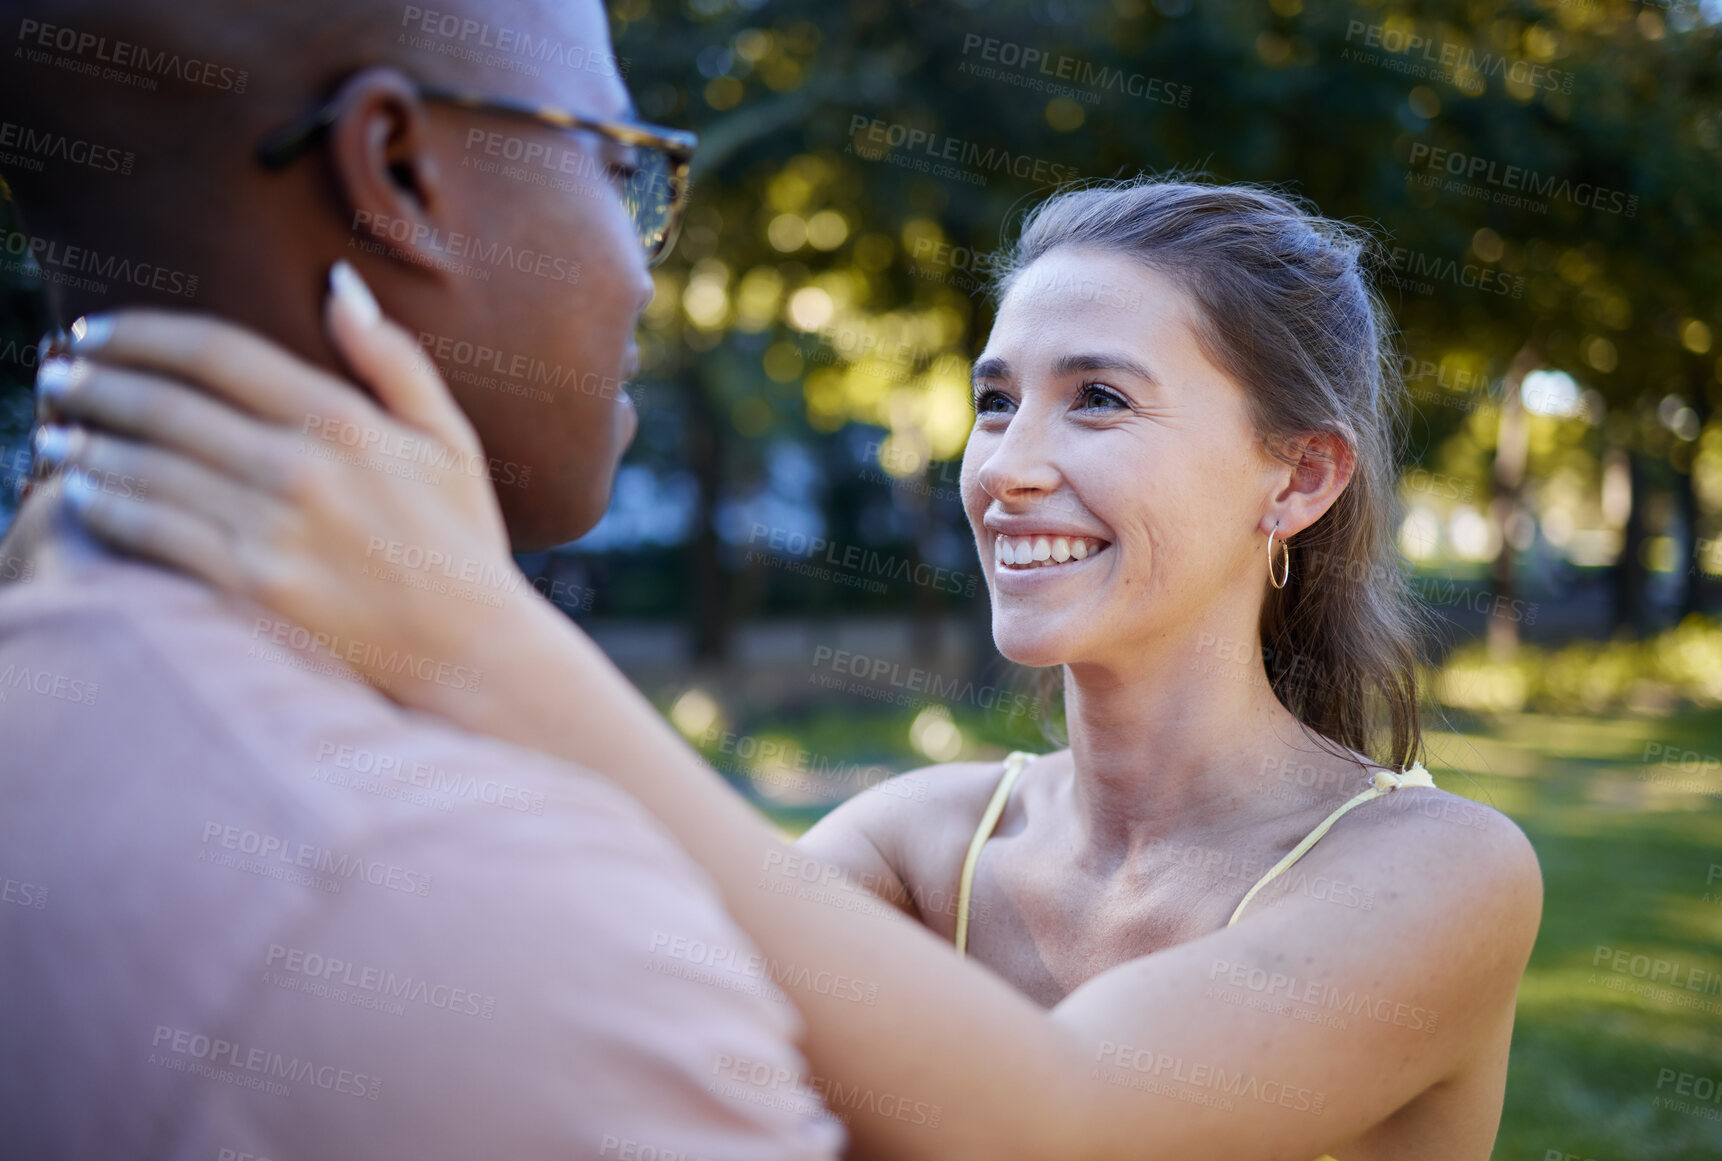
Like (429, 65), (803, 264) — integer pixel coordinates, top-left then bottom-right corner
(1267, 525), (1291, 589)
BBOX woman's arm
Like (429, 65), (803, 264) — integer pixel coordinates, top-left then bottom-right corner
(38, 289), (1542, 1160)
(476, 596), (1542, 1160)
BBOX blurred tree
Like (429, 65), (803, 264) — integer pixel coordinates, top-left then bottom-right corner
(0, 0), (1715, 664)
(608, 0), (1720, 661)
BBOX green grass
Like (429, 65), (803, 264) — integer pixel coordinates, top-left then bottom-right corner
(1427, 710), (1722, 1160)
(714, 699), (1722, 1159)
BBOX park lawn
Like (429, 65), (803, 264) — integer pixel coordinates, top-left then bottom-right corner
(1426, 710), (1722, 1161)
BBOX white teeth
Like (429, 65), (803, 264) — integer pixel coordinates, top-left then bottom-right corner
(992, 534), (1106, 569)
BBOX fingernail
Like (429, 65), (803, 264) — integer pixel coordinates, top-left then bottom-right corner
(36, 328), (70, 364)
(32, 424), (74, 467)
(63, 467), (98, 513)
(35, 357), (81, 402)
(67, 315), (113, 351)
(329, 260), (381, 328)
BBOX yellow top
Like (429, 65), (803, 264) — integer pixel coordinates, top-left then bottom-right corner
(952, 750), (1437, 1161)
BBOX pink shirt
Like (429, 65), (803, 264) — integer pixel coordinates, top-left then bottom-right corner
(0, 523), (843, 1161)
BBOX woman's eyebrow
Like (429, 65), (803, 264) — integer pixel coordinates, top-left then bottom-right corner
(971, 352), (1160, 390)
(1050, 352), (1159, 387)
(971, 356), (1010, 387)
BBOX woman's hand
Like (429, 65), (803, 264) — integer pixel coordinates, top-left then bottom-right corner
(33, 260), (542, 717)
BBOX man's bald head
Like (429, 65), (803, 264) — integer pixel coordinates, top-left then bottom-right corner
(0, 0), (655, 549)
(0, 0), (629, 300)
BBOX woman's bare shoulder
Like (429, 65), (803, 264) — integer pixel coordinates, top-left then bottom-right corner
(1331, 747), (1541, 897)
(1261, 747), (1543, 961)
(1376, 785), (1541, 891)
(1314, 775), (1545, 974)
(808, 755), (1029, 847)
(802, 753), (1051, 884)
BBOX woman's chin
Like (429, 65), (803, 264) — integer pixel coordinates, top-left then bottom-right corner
(992, 626), (1075, 670)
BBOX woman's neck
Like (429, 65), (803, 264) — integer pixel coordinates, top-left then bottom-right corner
(1059, 644), (1315, 865)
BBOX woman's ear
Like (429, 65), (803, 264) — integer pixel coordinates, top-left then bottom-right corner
(1268, 429), (1357, 537)
(323, 66), (451, 278)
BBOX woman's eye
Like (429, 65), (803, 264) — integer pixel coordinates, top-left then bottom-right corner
(1078, 383), (1126, 410)
(974, 389), (1013, 414)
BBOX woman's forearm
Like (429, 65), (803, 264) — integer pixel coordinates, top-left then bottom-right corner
(452, 600), (1108, 1161)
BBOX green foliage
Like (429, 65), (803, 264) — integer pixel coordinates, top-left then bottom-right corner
(595, 0), (1722, 627)
(1433, 611), (1722, 713)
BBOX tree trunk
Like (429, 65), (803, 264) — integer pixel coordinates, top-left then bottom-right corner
(1679, 360), (1712, 617)
(906, 469), (941, 671)
(1486, 339), (1542, 661)
(1612, 446), (1651, 638)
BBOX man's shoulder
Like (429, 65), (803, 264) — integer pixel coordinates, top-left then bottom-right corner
(2, 557), (541, 783)
(0, 555), (721, 864)
(0, 559), (844, 1158)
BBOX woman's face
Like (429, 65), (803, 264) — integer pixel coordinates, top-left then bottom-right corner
(960, 246), (1284, 675)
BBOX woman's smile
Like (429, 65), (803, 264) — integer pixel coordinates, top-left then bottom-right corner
(989, 532), (1114, 593)
(993, 533), (1112, 568)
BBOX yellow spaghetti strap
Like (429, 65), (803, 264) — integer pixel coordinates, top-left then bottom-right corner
(954, 751), (1036, 958)
(1227, 761), (1434, 927)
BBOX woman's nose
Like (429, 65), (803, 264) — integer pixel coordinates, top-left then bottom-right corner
(976, 423), (1062, 500)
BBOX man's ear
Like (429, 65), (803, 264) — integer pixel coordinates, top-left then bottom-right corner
(323, 67), (452, 280)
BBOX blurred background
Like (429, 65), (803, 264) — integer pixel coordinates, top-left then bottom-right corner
(3, 1), (1721, 1156)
